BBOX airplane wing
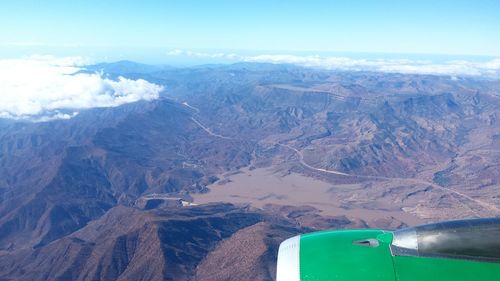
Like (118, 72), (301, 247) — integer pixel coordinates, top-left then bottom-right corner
(277, 218), (500, 281)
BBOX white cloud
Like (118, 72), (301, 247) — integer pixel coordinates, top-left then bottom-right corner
(0, 56), (163, 121)
(167, 49), (239, 59)
(168, 49), (500, 78)
(242, 54), (500, 77)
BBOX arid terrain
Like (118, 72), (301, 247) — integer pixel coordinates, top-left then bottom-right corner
(0, 62), (499, 280)
(193, 167), (425, 226)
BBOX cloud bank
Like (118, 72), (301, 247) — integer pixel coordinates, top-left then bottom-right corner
(0, 56), (163, 121)
(168, 49), (500, 78)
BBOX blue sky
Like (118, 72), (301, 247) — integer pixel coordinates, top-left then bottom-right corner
(1, 0), (500, 62)
(0, 0), (499, 121)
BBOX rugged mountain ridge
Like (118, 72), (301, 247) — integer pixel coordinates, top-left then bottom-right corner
(0, 203), (360, 281)
(0, 99), (254, 250)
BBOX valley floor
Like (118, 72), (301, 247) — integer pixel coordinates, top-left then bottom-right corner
(192, 167), (425, 227)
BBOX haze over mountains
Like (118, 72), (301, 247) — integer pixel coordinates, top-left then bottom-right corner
(0, 61), (499, 280)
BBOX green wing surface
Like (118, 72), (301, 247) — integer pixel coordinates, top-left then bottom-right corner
(276, 218), (500, 281)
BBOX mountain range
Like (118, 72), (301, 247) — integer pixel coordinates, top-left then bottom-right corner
(0, 62), (498, 280)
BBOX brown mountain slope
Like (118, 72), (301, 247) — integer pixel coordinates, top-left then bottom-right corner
(0, 203), (361, 281)
(0, 99), (254, 251)
(195, 222), (296, 281)
(0, 204), (260, 281)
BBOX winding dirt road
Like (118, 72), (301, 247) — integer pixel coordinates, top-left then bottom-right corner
(183, 102), (233, 140)
(181, 101), (499, 214)
(277, 143), (500, 214)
